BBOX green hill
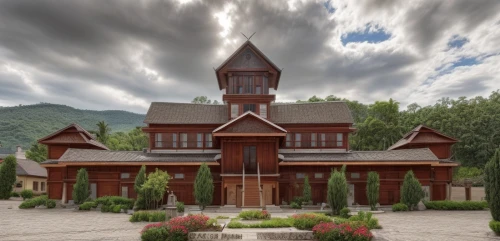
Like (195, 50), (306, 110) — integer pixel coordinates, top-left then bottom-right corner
(0, 103), (146, 151)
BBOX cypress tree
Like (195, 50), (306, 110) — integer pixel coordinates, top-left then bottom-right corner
(134, 165), (146, 193)
(303, 175), (312, 203)
(72, 168), (89, 204)
(400, 170), (424, 210)
(134, 165), (147, 210)
(0, 155), (17, 199)
(327, 166), (348, 215)
(194, 163), (214, 210)
(485, 149), (500, 221)
(366, 171), (380, 211)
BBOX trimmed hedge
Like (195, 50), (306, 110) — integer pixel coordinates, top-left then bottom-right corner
(490, 220), (500, 235)
(19, 195), (56, 209)
(291, 213), (332, 230)
(20, 189), (34, 200)
(238, 210), (271, 220)
(11, 192), (20, 197)
(424, 201), (488, 210)
(130, 211), (167, 222)
(392, 203), (409, 212)
(95, 196), (134, 213)
(227, 218), (293, 228)
(79, 201), (96, 211)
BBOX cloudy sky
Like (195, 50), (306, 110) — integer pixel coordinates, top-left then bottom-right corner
(0, 0), (499, 114)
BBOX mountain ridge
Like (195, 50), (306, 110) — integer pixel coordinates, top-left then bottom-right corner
(0, 103), (146, 151)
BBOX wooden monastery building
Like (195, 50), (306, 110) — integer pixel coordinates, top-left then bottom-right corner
(40, 41), (459, 207)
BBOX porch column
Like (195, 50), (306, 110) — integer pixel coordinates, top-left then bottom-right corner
(447, 183), (452, 200)
(62, 182), (67, 204)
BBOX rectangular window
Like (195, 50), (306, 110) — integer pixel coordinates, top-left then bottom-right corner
(246, 76), (254, 94)
(174, 173), (185, 179)
(180, 133), (187, 148)
(172, 133), (177, 148)
(121, 186), (128, 198)
(295, 133), (301, 147)
(238, 86), (243, 94)
(231, 104), (239, 118)
(155, 133), (162, 148)
(197, 133), (203, 148)
(311, 133), (317, 147)
(243, 146), (257, 173)
(259, 104), (267, 118)
(296, 173), (305, 179)
(16, 181), (22, 188)
(120, 173), (130, 179)
(351, 173), (360, 179)
(314, 173), (323, 179)
(337, 133), (343, 147)
(321, 133), (326, 147)
(33, 181), (38, 191)
(243, 104), (256, 113)
(205, 133), (213, 148)
(256, 86), (261, 94)
(41, 182), (46, 192)
(286, 133), (292, 147)
(263, 76), (268, 93)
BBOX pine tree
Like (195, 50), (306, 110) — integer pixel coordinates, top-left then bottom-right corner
(303, 175), (312, 203)
(72, 168), (89, 204)
(485, 149), (500, 221)
(194, 163), (214, 210)
(0, 155), (17, 199)
(366, 171), (380, 211)
(327, 166), (348, 215)
(400, 170), (424, 210)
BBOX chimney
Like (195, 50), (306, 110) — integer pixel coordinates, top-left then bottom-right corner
(15, 145), (26, 159)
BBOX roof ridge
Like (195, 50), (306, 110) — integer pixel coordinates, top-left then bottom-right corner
(151, 102), (224, 106)
(271, 101), (347, 105)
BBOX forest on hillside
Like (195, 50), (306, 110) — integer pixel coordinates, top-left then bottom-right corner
(0, 103), (145, 151)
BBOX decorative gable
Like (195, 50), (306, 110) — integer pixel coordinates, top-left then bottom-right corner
(213, 111), (286, 136)
(227, 47), (267, 69)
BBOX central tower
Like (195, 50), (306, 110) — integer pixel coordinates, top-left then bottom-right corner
(215, 41), (282, 120)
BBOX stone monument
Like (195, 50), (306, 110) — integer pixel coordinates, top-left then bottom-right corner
(165, 191), (177, 219)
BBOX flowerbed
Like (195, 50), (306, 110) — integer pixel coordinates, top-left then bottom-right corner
(313, 222), (373, 241)
(141, 214), (219, 241)
(227, 218), (293, 228)
(291, 213), (332, 230)
(424, 200), (488, 210)
(238, 210), (271, 220)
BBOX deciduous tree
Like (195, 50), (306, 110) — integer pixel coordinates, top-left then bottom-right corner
(25, 143), (48, 163)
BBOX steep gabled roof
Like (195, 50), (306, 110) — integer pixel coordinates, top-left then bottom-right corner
(38, 123), (109, 150)
(213, 111), (287, 136)
(388, 125), (458, 150)
(215, 40), (282, 90)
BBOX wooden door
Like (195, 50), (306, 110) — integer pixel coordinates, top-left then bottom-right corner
(263, 184), (273, 205)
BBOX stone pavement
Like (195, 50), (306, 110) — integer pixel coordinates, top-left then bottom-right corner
(372, 210), (500, 241)
(2, 199), (500, 241)
(0, 200), (143, 241)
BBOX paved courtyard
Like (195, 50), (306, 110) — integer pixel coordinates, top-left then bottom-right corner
(2, 199), (500, 241)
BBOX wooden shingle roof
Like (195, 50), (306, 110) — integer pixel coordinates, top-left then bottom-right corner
(144, 101), (353, 125)
(279, 148), (439, 162)
(388, 125), (458, 150)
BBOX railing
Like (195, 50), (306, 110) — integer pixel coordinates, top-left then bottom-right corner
(283, 141), (343, 148)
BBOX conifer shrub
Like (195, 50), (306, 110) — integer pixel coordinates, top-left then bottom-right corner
(72, 168), (89, 205)
(20, 189), (34, 200)
(366, 171), (380, 211)
(340, 207), (351, 219)
(0, 155), (17, 199)
(134, 165), (147, 210)
(176, 201), (184, 213)
(400, 170), (424, 210)
(303, 175), (312, 203)
(327, 166), (348, 215)
(194, 163), (214, 210)
(485, 149), (500, 235)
